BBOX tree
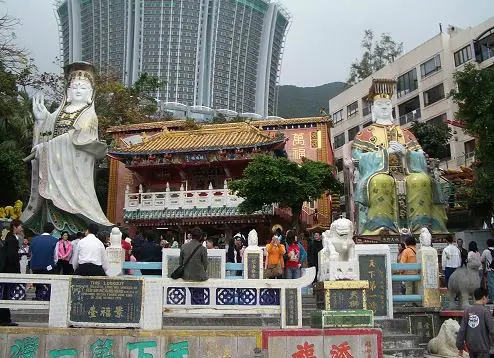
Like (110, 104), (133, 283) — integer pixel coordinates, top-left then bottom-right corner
(228, 155), (342, 229)
(409, 120), (452, 159)
(348, 30), (403, 85)
(451, 63), (494, 227)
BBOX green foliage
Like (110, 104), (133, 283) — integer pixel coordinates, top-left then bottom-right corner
(348, 30), (403, 85)
(409, 120), (452, 159)
(276, 82), (347, 118)
(0, 149), (29, 205)
(451, 63), (494, 226)
(228, 155), (342, 228)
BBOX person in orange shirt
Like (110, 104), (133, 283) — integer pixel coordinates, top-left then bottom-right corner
(400, 235), (417, 296)
(265, 235), (285, 279)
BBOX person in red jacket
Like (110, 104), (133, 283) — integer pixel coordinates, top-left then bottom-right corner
(285, 230), (301, 279)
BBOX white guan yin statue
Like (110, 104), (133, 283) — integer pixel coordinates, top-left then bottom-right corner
(21, 62), (112, 233)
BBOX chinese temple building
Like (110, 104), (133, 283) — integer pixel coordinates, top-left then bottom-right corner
(106, 117), (335, 243)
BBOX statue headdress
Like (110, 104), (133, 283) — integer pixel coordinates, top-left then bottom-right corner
(64, 61), (96, 87)
(367, 78), (396, 102)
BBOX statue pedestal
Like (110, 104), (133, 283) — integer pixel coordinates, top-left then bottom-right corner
(106, 247), (124, 277)
(417, 246), (441, 307)
(311, 280), (373, 328)
(318, 256), (360, 281)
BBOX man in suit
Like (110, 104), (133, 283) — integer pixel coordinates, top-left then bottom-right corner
(0, 219), (23, 326)
(30, 222), (58, 300)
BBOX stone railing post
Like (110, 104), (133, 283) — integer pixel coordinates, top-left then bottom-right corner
(165, 182), (170, 207)
(124, 185), (130, 209)
(243, 229), (264, 279)
(106, 227), (125, 277)
(208, 182), (213, 207)
(179, 184), (184, 208)
(223, 179), (228, 206)
(417, 246), (441, 307)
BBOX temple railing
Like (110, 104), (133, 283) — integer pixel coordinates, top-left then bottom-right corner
(124, 181), (244, 211)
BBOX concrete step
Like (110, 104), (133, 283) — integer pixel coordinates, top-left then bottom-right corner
(382, 347), (425, 358)
(374, 318), (409, 334)
(382, 333), (419, 350)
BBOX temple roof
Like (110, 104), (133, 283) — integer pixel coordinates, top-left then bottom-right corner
(107, 116), (330, 133)
(110, 122), (285, 155)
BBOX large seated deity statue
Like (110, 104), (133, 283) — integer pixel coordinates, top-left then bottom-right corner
(21, 62), (112, 233)
(351, 79), (447, 235)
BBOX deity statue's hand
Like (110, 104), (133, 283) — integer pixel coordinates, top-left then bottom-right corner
(32, 94), (50, 122)
(388, 141), (406, 156)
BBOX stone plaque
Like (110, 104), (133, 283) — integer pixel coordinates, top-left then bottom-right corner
(409, 314), (435, 344)
(359, 254), (389, 317)
(246, 252), (260, 279)
(328, 289), (365, 310)
(69, 277), (142, 326)
(285, 288), (299, 327)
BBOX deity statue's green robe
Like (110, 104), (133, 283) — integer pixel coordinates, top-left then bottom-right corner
(351, 123), (447, 235)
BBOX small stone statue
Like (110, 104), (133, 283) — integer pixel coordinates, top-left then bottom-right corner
(247, 229), (258, 247)
(419, 227), (432, 247)
(447, 255), (482, 309)
(318, 218), (359, 281)
(109, 227), (122, 247)
(427, 319), (468, 357)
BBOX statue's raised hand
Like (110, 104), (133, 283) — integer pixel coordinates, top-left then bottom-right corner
(388, 141), (406, 156)
(32, 94), (50, 122)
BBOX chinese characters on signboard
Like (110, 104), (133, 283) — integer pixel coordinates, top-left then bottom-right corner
(358, 255), (388, 317)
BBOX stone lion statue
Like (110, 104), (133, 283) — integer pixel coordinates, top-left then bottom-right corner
(428, 319), (468, 357)
(321, 218), (355, 261)
(318, 218), (358, 281)
(448, 254), (481, 309)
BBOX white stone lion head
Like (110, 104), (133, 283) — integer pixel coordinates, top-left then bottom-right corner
(441, 319), (460, 349)
(322, 218), (354, 253)
(467, 254), (482, 270)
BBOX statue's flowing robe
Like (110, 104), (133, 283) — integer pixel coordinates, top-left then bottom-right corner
(21, 100), (112, 233)
(351, 124), (447, 235)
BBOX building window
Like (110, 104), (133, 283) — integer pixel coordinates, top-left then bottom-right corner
(397, 68), (418, 98)
(332, 109), (343, 124)
(362, 97), (372, 117)
(398, 96), (421, 125)
(454, 45), (472, 67)
(423, 83), (445, 107)
(333, 133), (345, 149)
(347, 125), (360, 141)
(347, 101), (358, 117)
(420, 54), (441, 78)
(464, 139), (476, 159)
(335, 158), (344, 172)
(363, 121), (372, 128)
(474, 28), (494, 63)
(427, 113), (447, 126)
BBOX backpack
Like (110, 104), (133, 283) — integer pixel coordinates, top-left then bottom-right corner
(0, 239), (6, 273)
(488, 248), (494, 270)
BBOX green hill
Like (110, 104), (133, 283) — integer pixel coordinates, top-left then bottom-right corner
(276, 82), (348, 118)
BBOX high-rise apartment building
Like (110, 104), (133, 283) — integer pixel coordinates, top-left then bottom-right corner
(56, 0), (290, 117)
(328, 17), (494, 184)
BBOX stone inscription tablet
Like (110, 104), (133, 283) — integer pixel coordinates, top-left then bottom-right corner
(246, 252), (260, 279)
(359, 254), (388, 317)
(285, 288), (299, 327)
(69, 277), (142, 326)
(329, 289), (365, 310)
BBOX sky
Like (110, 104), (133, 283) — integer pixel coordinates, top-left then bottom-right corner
(2, 0), (494, 87)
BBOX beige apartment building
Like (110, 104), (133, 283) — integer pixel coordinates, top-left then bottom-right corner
(329, 17), (494, 184)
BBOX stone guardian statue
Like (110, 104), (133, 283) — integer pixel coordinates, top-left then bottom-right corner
(21, 62), (112, 233)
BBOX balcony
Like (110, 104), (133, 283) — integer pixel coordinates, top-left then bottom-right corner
(124, 181), (244, 211)
(399, 108), (421, 125)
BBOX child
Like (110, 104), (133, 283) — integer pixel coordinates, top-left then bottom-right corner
(456, 287), (494, 357)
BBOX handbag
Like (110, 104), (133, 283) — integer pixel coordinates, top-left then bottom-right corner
(170, 243), (202, 279)
(264, 263), (282, 279)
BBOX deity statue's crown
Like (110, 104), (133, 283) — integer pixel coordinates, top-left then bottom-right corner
(367, 78), (396, 102)
(64, 61), (95, 87)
